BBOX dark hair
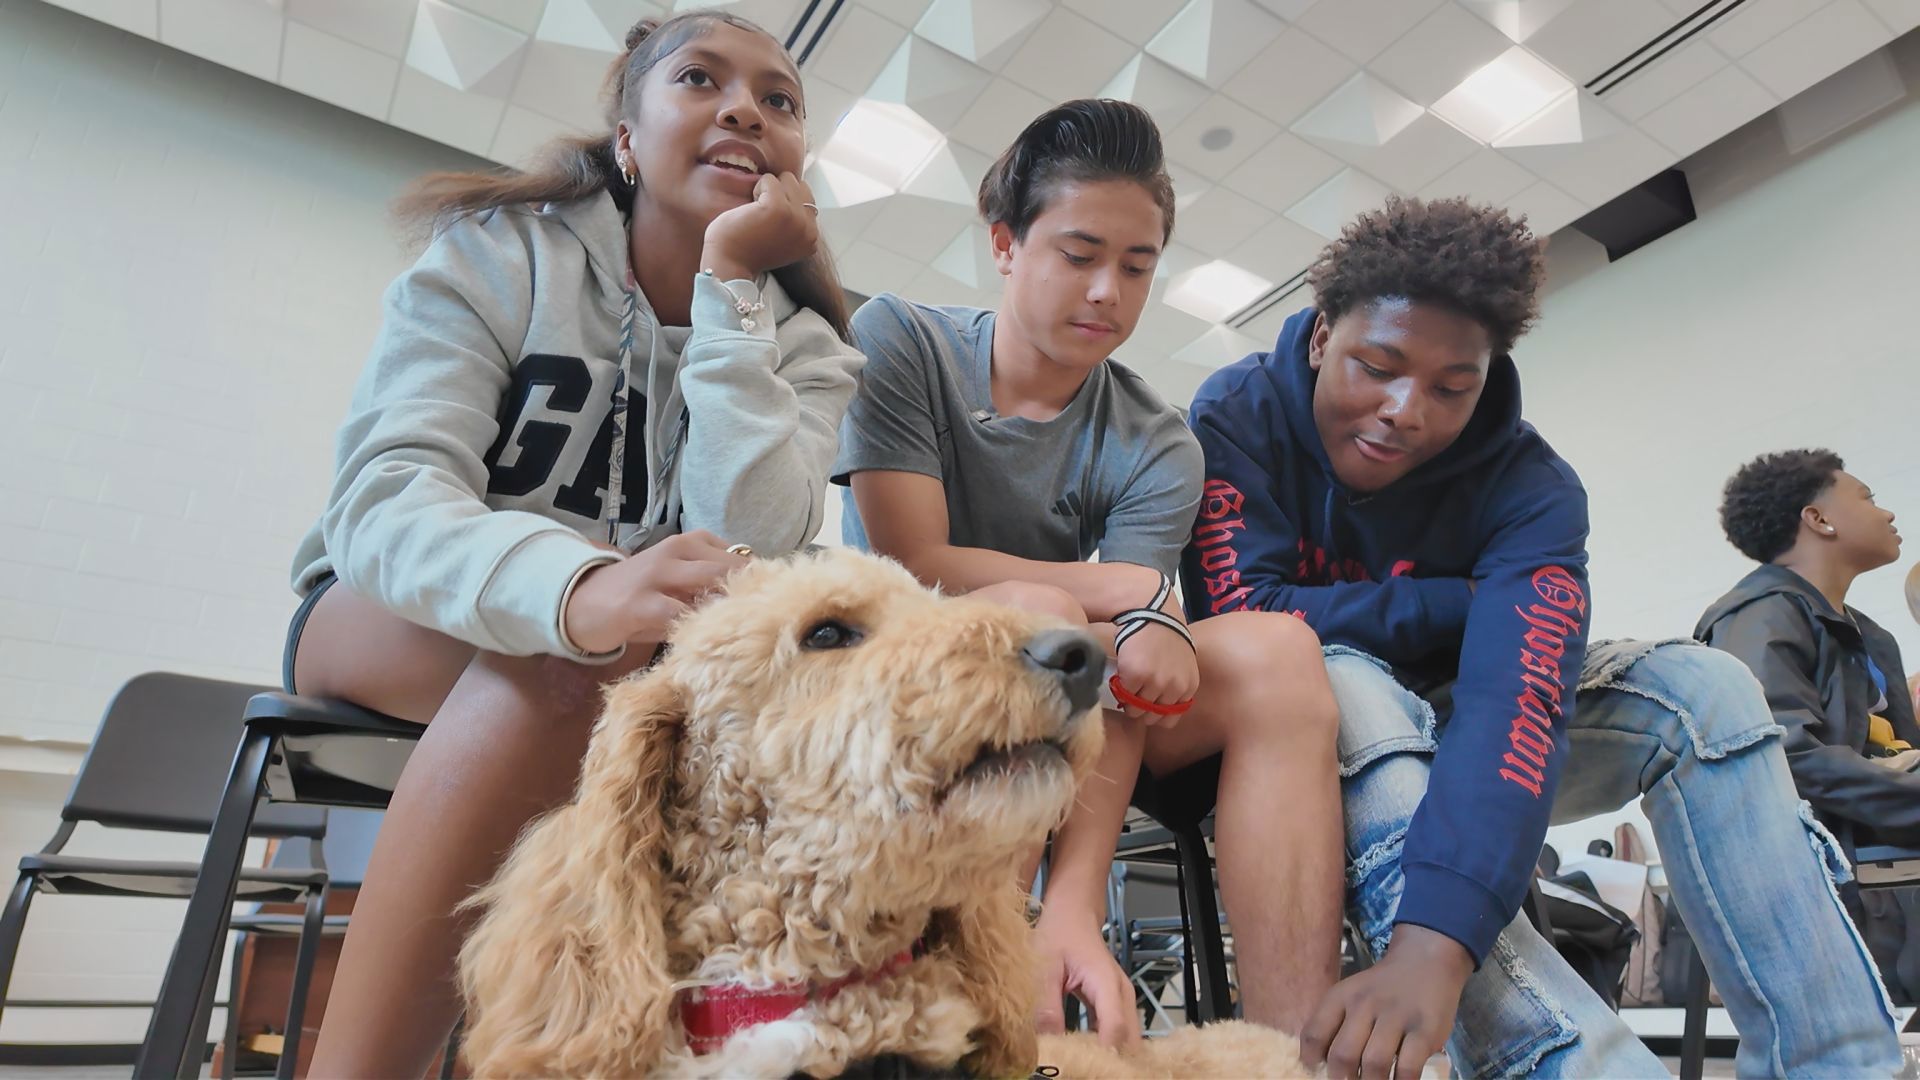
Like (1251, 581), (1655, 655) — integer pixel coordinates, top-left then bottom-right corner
(393, 10), (851, 340)
(1719, 448), (1845, 562)
(976, 99), (1176, 243)
(1307, 196), (1546, 354)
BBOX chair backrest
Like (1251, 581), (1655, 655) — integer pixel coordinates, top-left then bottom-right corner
(61, 672), (328, 839)
(1853, 844), (1920, 890)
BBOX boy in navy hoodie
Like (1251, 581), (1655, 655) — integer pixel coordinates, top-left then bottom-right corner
(1181, 198), (1898, 1078)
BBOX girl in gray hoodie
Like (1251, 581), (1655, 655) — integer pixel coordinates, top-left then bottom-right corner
(289, 12), (864, 1073)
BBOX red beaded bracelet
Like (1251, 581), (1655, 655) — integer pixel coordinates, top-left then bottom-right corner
(1107, 675), (1195, 717)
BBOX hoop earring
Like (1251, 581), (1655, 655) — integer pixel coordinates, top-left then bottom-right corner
(619, 154), (636, 187)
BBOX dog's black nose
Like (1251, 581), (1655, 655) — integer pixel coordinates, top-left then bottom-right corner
(1023, 629), (1102, 714)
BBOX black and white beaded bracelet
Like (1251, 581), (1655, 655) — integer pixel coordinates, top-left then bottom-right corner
(1112, 572), (1194, 653)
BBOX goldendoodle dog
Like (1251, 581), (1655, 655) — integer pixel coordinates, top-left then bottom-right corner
(458, 549), (1306, 1078)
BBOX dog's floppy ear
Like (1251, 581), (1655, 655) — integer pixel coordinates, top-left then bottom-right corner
(458, 669), (686, 1077)
(945, 880), (1042, 1078)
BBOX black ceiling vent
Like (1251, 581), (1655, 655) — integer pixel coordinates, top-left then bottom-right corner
(1571, 168), (1697, 262)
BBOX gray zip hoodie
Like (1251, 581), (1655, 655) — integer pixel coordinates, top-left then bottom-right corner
(289, 192), (863, 659)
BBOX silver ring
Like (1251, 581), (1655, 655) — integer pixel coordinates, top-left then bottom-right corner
(727, 544), (754, 558)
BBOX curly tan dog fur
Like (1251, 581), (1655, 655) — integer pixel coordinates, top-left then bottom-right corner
(458, 549), (1306, 1078)
(1035, 1021), (1306, 1078)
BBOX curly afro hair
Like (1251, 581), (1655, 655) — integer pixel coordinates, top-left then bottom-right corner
(1719, 449), (1845, 563)
(1306, 196), (1547, 354)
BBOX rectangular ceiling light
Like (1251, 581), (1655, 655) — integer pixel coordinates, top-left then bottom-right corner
(1431, 46), (1572, 144)
(1164, 260), (1273, 324)
(815, 99), (947, 196)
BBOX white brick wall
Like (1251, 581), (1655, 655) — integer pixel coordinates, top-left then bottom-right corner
(0, 0), (482, 747)
(0, 0), (475, 1045)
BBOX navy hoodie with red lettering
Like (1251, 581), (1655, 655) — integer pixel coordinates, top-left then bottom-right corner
(1180, 306), (1591, 963)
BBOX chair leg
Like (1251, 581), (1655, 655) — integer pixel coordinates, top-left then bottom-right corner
(1175, 825), (1231, 1024)
(0, 872), (38, 1027)
(1679, 949), (1710, 1080)
(441, 1014), (464, 1080)
(138, 725), (273, 1080)
(1171, 853), (1200, 1024)
(275, 885), (327, 1080)
(219, 936), (245, 1080)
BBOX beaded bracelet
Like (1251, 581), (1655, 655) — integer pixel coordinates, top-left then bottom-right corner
(1108, 571), (1197, 715)
(702, 268), (766, 331)
(1112, 572), (1194, 654)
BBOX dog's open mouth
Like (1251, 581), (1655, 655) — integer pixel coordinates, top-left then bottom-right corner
(952, 739), (1067, 789)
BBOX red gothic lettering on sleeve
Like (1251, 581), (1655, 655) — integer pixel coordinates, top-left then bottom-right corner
(1497, 567), (1587, 799)
(1193, 479), (1253, 615)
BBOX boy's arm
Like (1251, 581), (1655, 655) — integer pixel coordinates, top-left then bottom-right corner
(1187, 362), (1582, 955)
(849, 431), (1197, 1049)
(850, 470), (1169, 618)
(1707, 597), (1920, 839)
(850, 469), (1194, 723)
(1020, 426), (1205, 1043)
(1183, 377), (1474, 660)
(1304, 484), (1590, 1077)
(1029, 710), (1147, 1046)
(849, 411), (1201, 711)
(850, 471), (1165, 1051)
(1395, 483), (1592, 961)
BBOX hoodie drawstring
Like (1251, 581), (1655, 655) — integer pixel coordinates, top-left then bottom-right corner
(1321, 486), (1337, 560)
(604, 280), (637, 547)
(605, 270), (689, 551)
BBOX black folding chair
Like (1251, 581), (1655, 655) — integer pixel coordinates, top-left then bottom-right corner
(1111, 752), (1242, 1026)
(1677, 842), (1920, 1080)
(214, 808), (382, 1078)
(138, 691), (423, 1078)
(0, 673), (329, 1078)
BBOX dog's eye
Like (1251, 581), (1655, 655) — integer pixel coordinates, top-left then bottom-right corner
(801, 619), (862, 651)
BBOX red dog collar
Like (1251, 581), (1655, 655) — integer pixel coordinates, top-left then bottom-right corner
(679, 948), (916, 1055)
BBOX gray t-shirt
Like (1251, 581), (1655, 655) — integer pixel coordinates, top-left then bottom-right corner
(832, 293), (1202, 577)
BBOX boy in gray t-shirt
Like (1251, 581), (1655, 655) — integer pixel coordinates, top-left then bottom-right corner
(834, 293), (1200, 578)
(832, 99), (1345, 1042)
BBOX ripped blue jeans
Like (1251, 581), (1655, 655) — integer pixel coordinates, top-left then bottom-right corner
(1330, 640), (1899, 1078)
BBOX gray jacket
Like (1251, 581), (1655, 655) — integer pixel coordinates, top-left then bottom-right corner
(1696, 564), (1920, 853)
(290, 193), (864, 659)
